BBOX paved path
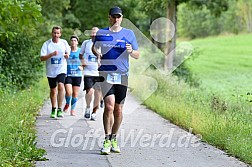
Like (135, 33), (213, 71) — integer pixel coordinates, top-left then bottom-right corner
(35, 90), (249, 167)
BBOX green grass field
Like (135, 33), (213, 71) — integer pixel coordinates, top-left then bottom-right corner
(130, 33), (252, 165)
(188, 33), (252, 98)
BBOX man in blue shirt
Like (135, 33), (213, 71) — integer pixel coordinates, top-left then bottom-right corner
(92, 6), (140, 155)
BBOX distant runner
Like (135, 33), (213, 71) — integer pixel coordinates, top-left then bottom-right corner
(80, 27), (103, 121)
(40, 26), (70, 118)
(63, 35), (82, 116)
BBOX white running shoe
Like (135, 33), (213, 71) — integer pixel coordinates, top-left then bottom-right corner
(84, 108), (91, 119)
(91, 113), (97, 121)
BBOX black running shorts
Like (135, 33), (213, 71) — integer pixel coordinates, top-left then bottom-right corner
(47, 73), (66, 88)
(65, 76), (82, 87)
(99, 72), (128, 104)
(83, 76), (101, 90)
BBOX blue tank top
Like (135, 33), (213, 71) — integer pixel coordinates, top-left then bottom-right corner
(67, 48), (82, 77)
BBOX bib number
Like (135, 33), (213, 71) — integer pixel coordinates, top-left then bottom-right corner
(88, 55), (97, 62)
(51, 58), (62, 64)
(106, 73), (122, 84)
(69, 69), (77, 75)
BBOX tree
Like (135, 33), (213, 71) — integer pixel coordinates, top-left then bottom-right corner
(0, 0), (44, 89)
(0, 0), (43, 41)
(71, 0), (119, 34)
(139, 0), (228, 71)
(236, 0), (252, 32)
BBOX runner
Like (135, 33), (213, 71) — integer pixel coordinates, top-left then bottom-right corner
(63, 35), (82, 116)
(40, 26), (70, 118)
(80, 27), (102, 121)
(92, 6), (140, 154)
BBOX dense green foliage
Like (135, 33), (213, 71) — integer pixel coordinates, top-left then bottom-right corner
(0, 0), (44, 90)
(0, 33), (44, 89)
(177, 0), (252, 38)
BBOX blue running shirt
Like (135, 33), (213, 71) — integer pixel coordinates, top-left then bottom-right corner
(94, 28), (138, 73)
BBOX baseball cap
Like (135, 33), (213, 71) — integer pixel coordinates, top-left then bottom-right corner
(109, 6), (123, 16)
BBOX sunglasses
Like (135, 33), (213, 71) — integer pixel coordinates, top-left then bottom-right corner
(111, 15), (122, 19)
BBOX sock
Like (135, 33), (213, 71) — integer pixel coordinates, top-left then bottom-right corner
(110, 134), (117, 140)
(65, 96), (71, 105)
(105, 134), (111, 140)
(52, 107), (56, 111)
(71, 97), (78, 110)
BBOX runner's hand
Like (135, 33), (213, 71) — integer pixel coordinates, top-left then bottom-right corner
(64, 52), (69, 59)
(126, 44), (133, 54)
(51, 50), (58, 57)
(78, 66), (83, 71)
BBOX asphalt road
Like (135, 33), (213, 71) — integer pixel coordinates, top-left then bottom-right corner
(35, 90), (249, 167)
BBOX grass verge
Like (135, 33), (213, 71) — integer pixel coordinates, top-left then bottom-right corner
(0, 78), (48, 166)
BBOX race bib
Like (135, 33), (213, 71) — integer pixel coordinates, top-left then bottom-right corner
(106, 73), (122, 84)
(51, 58), (62, 64)
(69, 69), (78, 75)
(88, 55), (97, 62)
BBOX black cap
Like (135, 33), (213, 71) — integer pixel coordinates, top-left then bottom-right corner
(109, 6), (123, 16)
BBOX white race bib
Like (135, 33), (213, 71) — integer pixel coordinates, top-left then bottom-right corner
(106, 73), (122, 84)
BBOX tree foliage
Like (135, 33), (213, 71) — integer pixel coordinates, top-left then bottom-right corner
(0, 0), (44, 90)
(178, 3), (221, 38)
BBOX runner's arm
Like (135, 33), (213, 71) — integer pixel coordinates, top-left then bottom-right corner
(126, 43), (140, 59)
(92, 43), (102, 59)
(40, 51), (58, 61)
(130, 50), (140, 59)
(79, 53), (87, 67)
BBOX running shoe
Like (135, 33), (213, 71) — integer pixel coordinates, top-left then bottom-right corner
(111, 138), (120, 153)
(84, 108), (91, 119)
(57, 108), (64, 118)
(100, 139), (111, 155)
(70, 110), (76, 116)
(91, 113), (97, 121)
(63, 104), (69, 112)
(50, 108), (57, 118)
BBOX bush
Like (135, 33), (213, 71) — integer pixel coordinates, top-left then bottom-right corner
(0, 33), (44, 90)
(177, 3), (221, 39)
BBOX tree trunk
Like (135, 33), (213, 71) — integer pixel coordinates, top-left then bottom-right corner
(164, 0), (176, 71)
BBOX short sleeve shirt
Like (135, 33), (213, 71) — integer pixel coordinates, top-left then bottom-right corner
(40, 39), (70, 77)
(94, 27), (138, 73)
(80, 39), (99, 76)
